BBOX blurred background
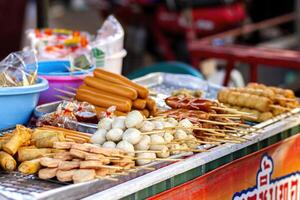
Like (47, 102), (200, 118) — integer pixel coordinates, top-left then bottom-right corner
(2, 0), (300, 92)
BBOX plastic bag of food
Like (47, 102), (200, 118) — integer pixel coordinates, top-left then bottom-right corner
(0, 50), (38, 87)
(92, 15), (124, 56)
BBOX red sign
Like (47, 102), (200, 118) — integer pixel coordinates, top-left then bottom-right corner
(149, 134), (300, 200)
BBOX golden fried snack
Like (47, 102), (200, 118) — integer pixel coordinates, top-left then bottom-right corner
(72, 169), (96, 184)
(56, 169), (76, 182)
(18, 147), (52, 162)
(58, 161), (80, 170)
(35, 134), (66, 148)
(18, 158), (41, 174)
(39, 168), (58, 179)
(0, 151), (16, 171)
(3, 125), (32, 155)
(217, 90), (271, 112)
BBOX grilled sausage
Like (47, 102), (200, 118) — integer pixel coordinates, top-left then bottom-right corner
(93, 68), (149, 99)
(84, 76), (138, 100)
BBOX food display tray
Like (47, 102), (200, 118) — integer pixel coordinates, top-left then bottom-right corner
(34, 72), (222, 133)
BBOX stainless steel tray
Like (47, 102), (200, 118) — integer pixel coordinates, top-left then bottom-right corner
(3, 72), (300, 199)
(34, 72), (222, 133)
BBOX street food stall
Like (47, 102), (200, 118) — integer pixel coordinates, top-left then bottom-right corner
(0, 7), (300, 200)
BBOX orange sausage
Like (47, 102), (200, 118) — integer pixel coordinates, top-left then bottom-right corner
(132, 99), (147, 110)
(79, 84), (132, 105)
(146, 98), (156, 111)
(141, 109), (150, 118)
(93, 69), (149, 99)
(94, 106), (127, 117)
(76, 89), (131, 112)
(84, 76), (138, 100)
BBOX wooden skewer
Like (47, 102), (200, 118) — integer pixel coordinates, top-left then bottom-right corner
(149, 142), (179, 145)
(196, 119), (241, 126)
(211, 106), (251, 115)
(170, 148), (207, 153)
(40, 126), (93, 137)
(132, 166), (156, 171)
(202, 132), (226, 137)
(208, 113), (244, 117)
(65, 135), (87, 143)
(141, 130), (168, 135)
(66, 138), (75, 142)
(196, 136), (241, 144)
(54, 88), (76, 97)
(99, 165), (124, 170)
(270, 105), (292, 111)
(65, 85), (78, 92)
(274, 97), (297, 102)
(226, 134), (249, 141)
(55, 95), (72, 101)
(134, 150), (162, 153)
(133, 157), (182, 162)
(110, 172), (129, 176)
(224, 126), (249, 132)
(96, 176), (118, 181)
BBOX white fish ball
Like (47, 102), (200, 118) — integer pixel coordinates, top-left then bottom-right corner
(178, 119), (193, 129)
(112, 116), (126, 130)
(174, 129), (188, 140)
(156, 146), (170, 158)
(125, 110), (144, 128)
(150, 135), (165, 151)
(136, 152), (156, 166)
(98, 117), (113, 130)
(170, 144), (181, 155)
(153, 121), (165, 130)
(139, 121), (155, 132)
(167, 118), (178, 126)
(163, 122), (173, 128)
(122, 128), (142, 145)
(135, 135), (151, 150)
(106, 128), (123, 142)
(102, 141), (116, 149)
(163, 132), (174, 143)
(116, 140), (135, 156)
(91, 129), (107, 145)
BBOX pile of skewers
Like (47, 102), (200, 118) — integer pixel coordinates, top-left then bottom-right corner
(55, 68), (157, 117)
(37, 142), (135, 183)
(0, 125), (91, 172)
(90, 109), (251, 165)
(156, 96), (254, 143)
(217, 83), (299, 122)
(0, 125), (184, 184)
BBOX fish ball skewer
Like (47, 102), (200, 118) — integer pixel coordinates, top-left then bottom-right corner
(135, 135), (150, 150)
(122, 128), (142, 145)
(106, 128), (123, 142)
(98, 118), (113, 130)
(102, 141), (117, 149)
(150, 135), (165, 151)
(174, 130), (188, 140)
(116, 141), (135, 157)
(125, 110), (144, 128)
(136, 152), (156, 166)
(139, 121), (155, 132)
(91, 129), (107, 145)
(112, 116), (126, 130)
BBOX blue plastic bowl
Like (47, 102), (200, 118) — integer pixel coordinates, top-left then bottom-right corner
(0, 77), (49, 130)
(38, 60), (95, 76)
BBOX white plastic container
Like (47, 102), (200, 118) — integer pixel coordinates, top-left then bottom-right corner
(95, 49), (127, 74)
